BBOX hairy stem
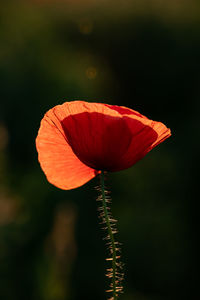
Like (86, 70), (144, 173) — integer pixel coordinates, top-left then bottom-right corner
(100, 170), (119, 300)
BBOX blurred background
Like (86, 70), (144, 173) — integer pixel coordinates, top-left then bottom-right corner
(0, 0), (199, 299)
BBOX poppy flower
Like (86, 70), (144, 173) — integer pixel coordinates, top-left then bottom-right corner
(36, 101), (171, 190)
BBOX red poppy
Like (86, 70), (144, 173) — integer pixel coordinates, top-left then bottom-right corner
(36, 101), (171, 190)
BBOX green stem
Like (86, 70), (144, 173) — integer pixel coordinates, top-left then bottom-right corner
(100, 170), (117, 299)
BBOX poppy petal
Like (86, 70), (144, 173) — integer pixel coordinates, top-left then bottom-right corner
(60, 102), (170, 172)
(103, 104), (171, 171)
(55, 101), (133, 171)
(36, 106), (99, 190)
(62, 111), (132, 171)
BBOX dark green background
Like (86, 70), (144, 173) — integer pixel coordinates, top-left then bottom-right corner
(0, 1), (198, 299)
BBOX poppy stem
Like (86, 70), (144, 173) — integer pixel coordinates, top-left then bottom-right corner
(100, 170), (118, 300)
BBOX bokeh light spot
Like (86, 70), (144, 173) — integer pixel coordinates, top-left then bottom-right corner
(86, 66), (97, 79)
(78, 18), (93, 35)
